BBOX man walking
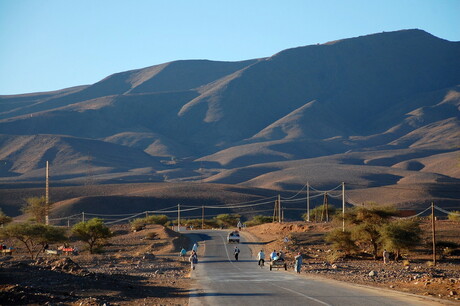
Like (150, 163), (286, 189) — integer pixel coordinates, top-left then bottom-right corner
(294, 252), (302, 273)
(189, 250), (198, 270)
(234, 246), (240, 261)
(257, 249), (265, 268)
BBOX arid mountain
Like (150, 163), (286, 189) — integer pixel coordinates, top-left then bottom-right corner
(0, 29), (459, 211)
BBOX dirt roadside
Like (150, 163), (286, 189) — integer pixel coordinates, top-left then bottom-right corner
(243, 221), (460, 303)
(0, 224), (192, 305)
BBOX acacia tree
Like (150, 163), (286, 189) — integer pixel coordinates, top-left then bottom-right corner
(325, 228), (358, 255)
(72, 218), (112, 254)
(347, 206), (397, 259)
(22, 196), (51, 223)
(379, 219), (422, 259)
(0, 223), (67, 259)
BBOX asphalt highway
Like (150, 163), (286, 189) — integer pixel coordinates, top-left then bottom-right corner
(185, 230), (444, 306)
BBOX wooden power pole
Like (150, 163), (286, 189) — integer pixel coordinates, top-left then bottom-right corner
(306, 182), (310, 222)
(177, 204), (181, 232)
(431, 202), (436, 265)
(45, 161), (49, 225)
(202, 205), (205, 229)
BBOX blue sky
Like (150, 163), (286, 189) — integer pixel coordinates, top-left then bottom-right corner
(1, 0), (459, 95)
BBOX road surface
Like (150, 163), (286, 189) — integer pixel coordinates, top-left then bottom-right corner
(185, 230), (444, 306)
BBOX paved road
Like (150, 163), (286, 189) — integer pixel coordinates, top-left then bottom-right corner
(185, 230), (444, 306)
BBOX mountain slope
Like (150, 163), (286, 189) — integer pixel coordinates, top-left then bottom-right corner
(0, 29), (459, 211)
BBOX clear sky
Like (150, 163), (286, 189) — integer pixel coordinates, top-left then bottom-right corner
(1, 0), (459, 95)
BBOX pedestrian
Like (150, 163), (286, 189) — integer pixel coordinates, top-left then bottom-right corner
(192, 243), (198, 253)
(383, 249), (390, 264)
(234, 246), (240, 261)
(294, 252), (302, 273)
(189, 250), (198, 270)
(257, 249), (265, 268)
(179, 247), (187, 261)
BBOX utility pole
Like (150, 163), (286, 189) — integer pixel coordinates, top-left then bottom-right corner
(177, 204), (181, 232)
(282, 207), (285, 223)
(82, 212), (85, 223)
(431, 202), (436, 265)
(202, 205), (205, 229)
(342, 182), (345, 232)
(278, 194), (281, 223)
(321, 192), (329, 222)
(306, 182), (310, 222)
(45, 161), (49, 225)
(273, 199), (278, 222)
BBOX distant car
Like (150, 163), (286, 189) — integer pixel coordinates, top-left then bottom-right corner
(227, 231), (240, 244)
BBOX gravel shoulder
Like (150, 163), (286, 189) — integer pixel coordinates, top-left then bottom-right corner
(243, 221), (460, 303)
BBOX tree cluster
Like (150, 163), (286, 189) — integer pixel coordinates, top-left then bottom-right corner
(325, 206), (422, 260)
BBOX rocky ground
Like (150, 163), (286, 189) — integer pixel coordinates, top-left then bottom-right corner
(244, 221), (460, 303)
(1, 220), (459, 304)
(0, 224), (191, 305)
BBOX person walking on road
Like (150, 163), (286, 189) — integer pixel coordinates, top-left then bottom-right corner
(192, 243), (198, 253)
(234, 246), (240, 261)
(294, 252), (302, 273)
(257, 249), (265, 268)
(189, 250), (198, 270)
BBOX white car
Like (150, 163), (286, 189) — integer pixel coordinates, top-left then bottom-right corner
(227, 231), (240, 243)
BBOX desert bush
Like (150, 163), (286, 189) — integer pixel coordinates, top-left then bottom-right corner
(325, 229), (358, 255)
(447, 211), (460, 221)
(326, 251), (345, 263)
(131, 218), (146, 232)
(215, 214), (241, 228)
(182, 218), (202, 228)
(204, 218), (219, 228)
(303, 204), (336, 222)
(246, 215), (272, 227)
(0, 209), (12, 226)
(0, 222), (67, 259)
(144, 215), (169, 226)
(72, 218), (112, 254)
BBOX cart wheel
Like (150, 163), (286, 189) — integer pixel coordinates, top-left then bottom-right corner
(270, 265), (272, 271)
(284, 264), (287, 270)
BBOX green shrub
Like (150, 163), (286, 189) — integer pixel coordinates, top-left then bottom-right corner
(303, 204), (336, 222)
(325, 229), (358, 255)
(72, 218), (112, 254)
(144, 215), (169, 226)
(448, 211), (460, 221)
(131, 218), (146, 232)
(246, 215), (272, 227)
